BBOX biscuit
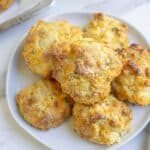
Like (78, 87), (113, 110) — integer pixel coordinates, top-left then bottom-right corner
(23, 20), (82, 78)
(83, 13), (128, 50)
(73, 95), (132, 145)
(52, 38), (122, 104)
(0, 0), (14, 11)
(16, 79), (72, 130)
(113, 44), (150, 105)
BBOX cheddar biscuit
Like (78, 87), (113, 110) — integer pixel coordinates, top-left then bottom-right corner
(16, 79), (72, 130)
(52, 38), (122, 104)
(113, 44), (150, 105)
(23, 20), (82, 78)
(73, 95), (132, 145)
(0, 0), (14, 11)
(83, 13), (128, 50)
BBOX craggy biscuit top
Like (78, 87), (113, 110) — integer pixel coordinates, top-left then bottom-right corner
(113, 44), (150, 105)
(73, 95), (132, 145)
(115, 44), (150, 76)
(83, 13), (128, 50)
(52, 38), (122, 104)
(23, 20), (83, 78)
(16, 79), (72, 130)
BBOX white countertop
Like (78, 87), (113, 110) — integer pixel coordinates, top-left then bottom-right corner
(0, 0), (150, 149)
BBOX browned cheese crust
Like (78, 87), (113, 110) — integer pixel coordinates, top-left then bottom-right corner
(83, 13), (129, 50)
(52, 38), (122, 104)
(113, 44), (150, 105)
(23, 20), (82, 78)
(16, 79), (72, 130)
(73, 95), (132, 145)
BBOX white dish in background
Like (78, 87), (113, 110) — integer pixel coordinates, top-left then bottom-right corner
(6, 12), (150, 150)
(0, 0), (54, 31)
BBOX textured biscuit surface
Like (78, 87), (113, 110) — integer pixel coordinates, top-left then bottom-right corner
(23, 20), (82, 78)
(83, 13), (128, 50)
(0, 0), (14, 11)
(16, 79), (72, 130)
(73, 95), (132, 145)
(113, 44), (150, 105)
(52, 38), (122, 104)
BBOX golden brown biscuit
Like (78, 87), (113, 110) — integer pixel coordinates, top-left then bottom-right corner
(113, 44), (150, 105)
(16, 79), (72, 130)
(83, 13), (128, 50)
(52, 38), (122, 104)
(23, 20), (82, 78)
(73, 95), (132, 145)
(0, 0), (14, 11)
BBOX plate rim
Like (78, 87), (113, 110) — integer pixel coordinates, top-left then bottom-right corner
(6, 11), (150, 150)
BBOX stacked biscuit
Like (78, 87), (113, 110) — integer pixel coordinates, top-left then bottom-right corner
(16, 13), (150, 145)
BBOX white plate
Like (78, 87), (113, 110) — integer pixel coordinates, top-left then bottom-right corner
(6, 12), (150, 150)
(0, 0), (54, 31)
